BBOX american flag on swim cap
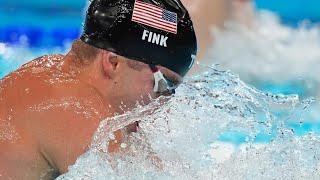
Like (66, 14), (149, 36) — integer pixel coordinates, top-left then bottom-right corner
(132, 0), (178, 34)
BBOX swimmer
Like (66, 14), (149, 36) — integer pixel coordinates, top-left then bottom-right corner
(0, 0), (197, 179)
(181, 0), (255, 59)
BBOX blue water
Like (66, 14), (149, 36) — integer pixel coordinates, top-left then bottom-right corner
(1, 0), (320, 47)
(1, 1), (320, 179)
(255, 0), (320, 24)
(0, 0), (84, 47)
(1, 1), (320, 143)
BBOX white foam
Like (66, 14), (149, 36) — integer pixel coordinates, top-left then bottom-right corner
(205, 11), (320, 87)
(0, 43), (6, 55)
(57, 67), (319, 180)
(211, 134), (320, 180)
(209, 142), (235, 163)
(0, 10), (319, 180)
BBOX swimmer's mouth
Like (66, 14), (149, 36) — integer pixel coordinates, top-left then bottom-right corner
(126, 121), (139, 133)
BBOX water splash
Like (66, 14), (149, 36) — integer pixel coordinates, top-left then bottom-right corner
(206, 11), (320, 96)
(57, 66), (319, 180)
(0, 9), (319, 180)
(212, 134), (320, 180)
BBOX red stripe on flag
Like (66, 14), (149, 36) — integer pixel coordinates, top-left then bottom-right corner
(132, 0), (177, 34)
(132, 14), (177, 29)
(133, 11), (177, 27)
(135, 3), (162, 13)
(136, 0), (162, 10)
(132, 18), (176, 34)
(132, 16), (176, 30)
(132, 16), (177, 33)
(134, 7), (162, 17)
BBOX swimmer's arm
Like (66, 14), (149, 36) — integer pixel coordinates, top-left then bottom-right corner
(35, 109), (102, 175)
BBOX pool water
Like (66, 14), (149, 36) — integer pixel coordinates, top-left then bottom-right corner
(255, 0), (320, 25)
(207, 11), (320, 98)
(1, 2), (320, 179)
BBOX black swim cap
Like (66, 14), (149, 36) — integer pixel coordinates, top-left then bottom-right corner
(81, 0), (197, 77)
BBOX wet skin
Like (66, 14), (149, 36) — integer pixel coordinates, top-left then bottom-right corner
(0, 53), (181, 179)
(0, 54), (107, 179)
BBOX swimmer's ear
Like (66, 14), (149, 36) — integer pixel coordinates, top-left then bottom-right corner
(101, 51), (119, 78)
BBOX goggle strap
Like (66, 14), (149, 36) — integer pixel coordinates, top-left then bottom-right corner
(149, 64), (158, 73)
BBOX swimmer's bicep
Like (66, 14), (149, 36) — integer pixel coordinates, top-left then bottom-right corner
(37, 110), (100, 174)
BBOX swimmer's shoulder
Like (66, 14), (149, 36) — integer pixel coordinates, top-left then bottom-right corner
(5, 54), (63, 81)
(1, 54), (65, 85)
(0, 54), (65, 105)
(20, 54), (65, 70)
(0, 54), (110, 176)
(28, 83), (109, 174)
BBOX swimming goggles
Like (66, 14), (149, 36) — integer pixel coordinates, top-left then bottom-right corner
(149, 65), (177, 96)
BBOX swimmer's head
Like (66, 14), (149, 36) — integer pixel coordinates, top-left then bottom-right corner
(80, 0), (198, 77)
(71, 40), (182, 111)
